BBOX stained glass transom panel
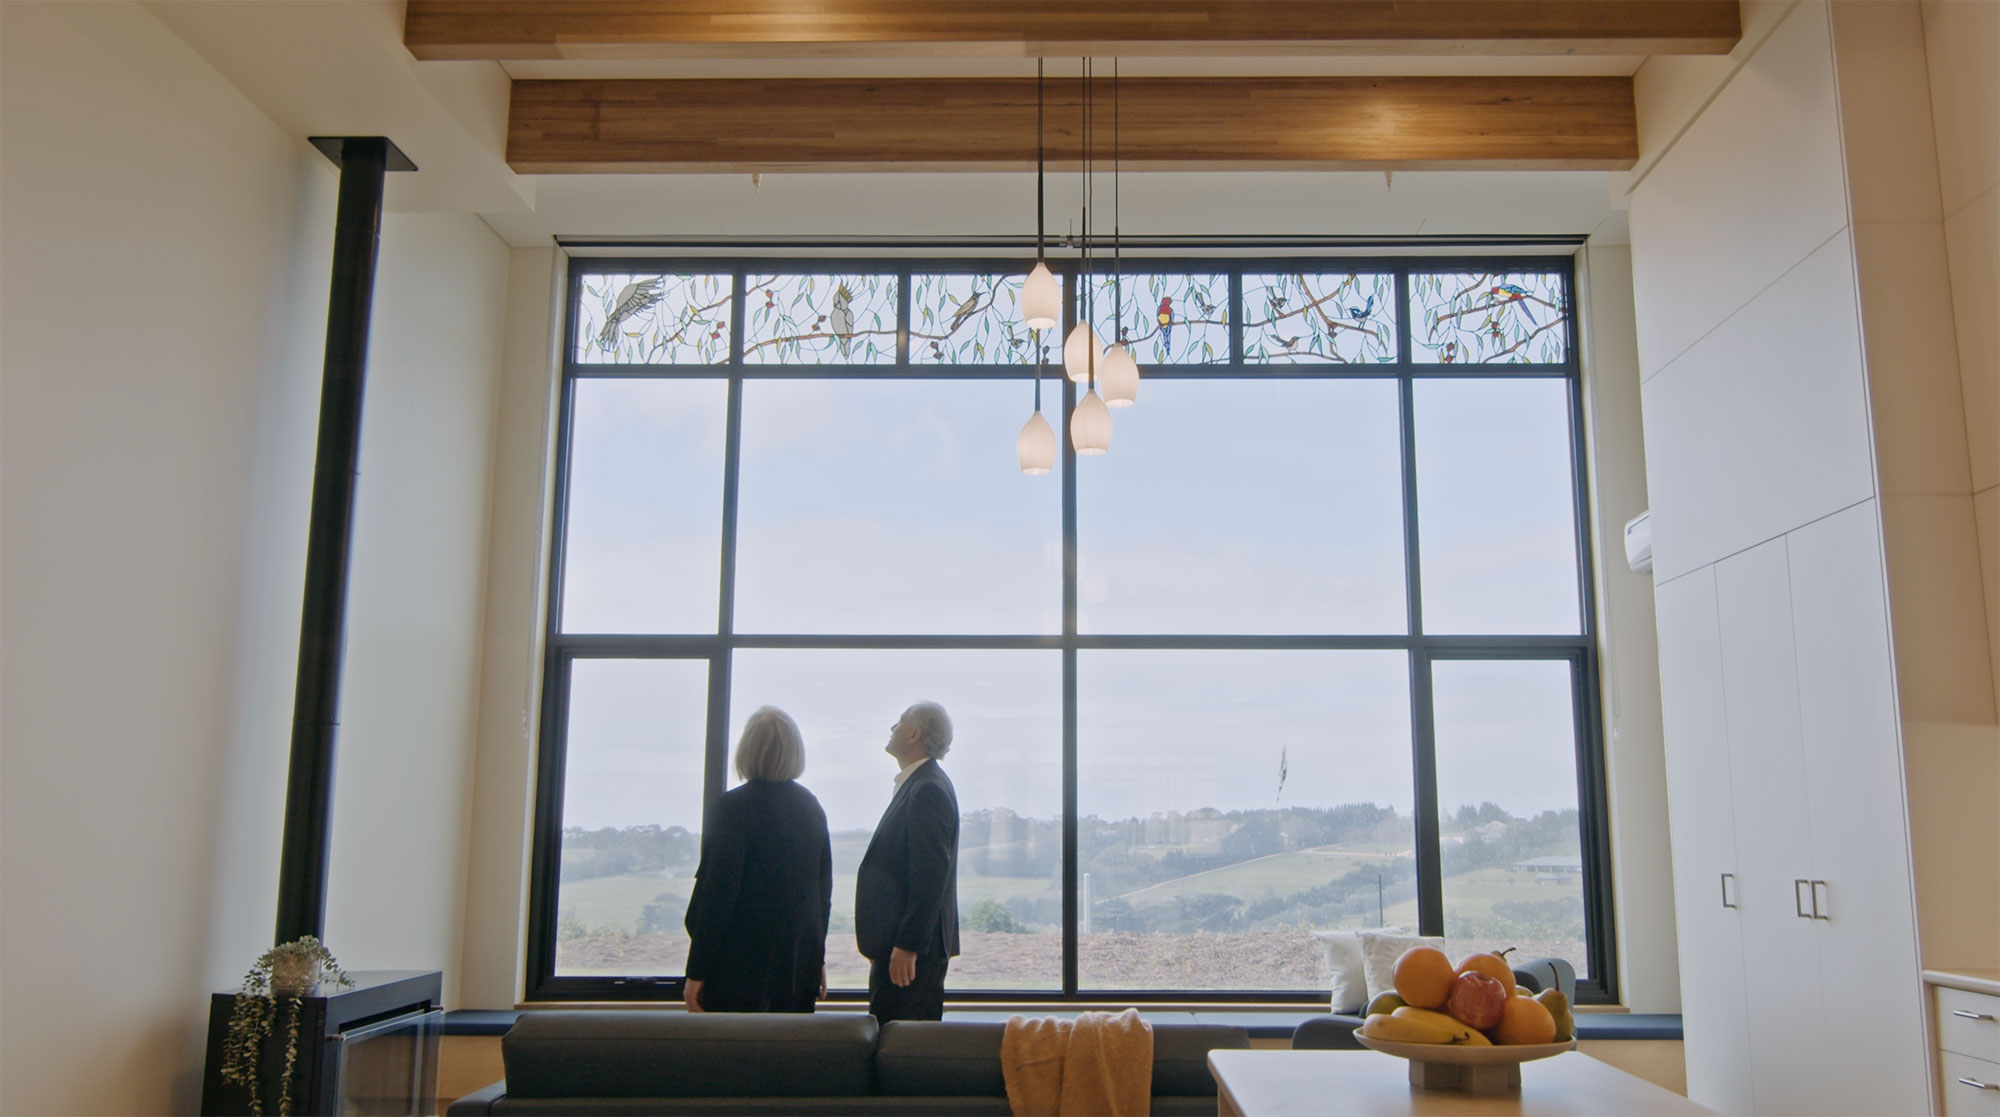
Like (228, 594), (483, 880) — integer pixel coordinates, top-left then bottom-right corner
(742, 274), (899, 365)
(1243, 273), (1398, 363)
(1411, 272), (1568, 364)
(910, 274), (1048, 365)
(1083, 273), (1228, 365)
(575, 273), (732, 365)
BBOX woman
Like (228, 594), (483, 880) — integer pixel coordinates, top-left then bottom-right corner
(682, 706), (833, 1013)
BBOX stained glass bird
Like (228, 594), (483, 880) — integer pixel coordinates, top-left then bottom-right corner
(1192, 290), (1218, 318)
(831, 284), (855, 355)
(596, 278), (664, 351)
(1490, 283), (1538, 323)
(1157, 296), (1175, 357)
(1345, 293), (1377, 323)
(948, 288), (982, 334)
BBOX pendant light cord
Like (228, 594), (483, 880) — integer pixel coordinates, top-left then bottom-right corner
(1083, 57), (1094, 389)
(1034, 57), (1044, 413)
(1113, 58), (1121, 342)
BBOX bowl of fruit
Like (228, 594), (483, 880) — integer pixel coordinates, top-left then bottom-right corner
(1353, 947), (1577, 1094)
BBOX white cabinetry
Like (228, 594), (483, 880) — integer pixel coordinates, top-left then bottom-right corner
(1654, 502), (1928, 1116)
(1654, 568), (1754, 1116)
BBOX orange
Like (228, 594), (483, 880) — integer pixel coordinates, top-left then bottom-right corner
(1392, 946), (1457, 1009)
(1455, 952), (1516, 995)
(1492, 995), (1557, 1046)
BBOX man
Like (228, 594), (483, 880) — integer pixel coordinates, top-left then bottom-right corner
(854, 701), (960, 1022)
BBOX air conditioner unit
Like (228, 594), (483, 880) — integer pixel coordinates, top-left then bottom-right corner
(1624, 510), (1653, 575)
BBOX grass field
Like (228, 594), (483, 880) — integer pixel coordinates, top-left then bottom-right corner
(559, 868), (1058, 937)
(1112, 845), (1401, 908)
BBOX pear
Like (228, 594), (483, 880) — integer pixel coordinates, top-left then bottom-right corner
(1535, 988), (1575, 1042)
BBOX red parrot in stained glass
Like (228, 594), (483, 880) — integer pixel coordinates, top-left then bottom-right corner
(1157, 296), (1175, 357)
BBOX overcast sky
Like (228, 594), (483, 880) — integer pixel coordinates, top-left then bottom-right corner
(555, 366), (1584, 835)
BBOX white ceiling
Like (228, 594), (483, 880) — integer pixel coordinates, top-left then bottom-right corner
(147, 1), (1633, 248)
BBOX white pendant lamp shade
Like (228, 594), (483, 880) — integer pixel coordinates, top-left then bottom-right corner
(1099, 343), (1139, 407)
(1071, 389), (1112, 454)
(1021, 263), (1060, 331)
(1063, 322), (1104, 383)
(1017, 410), (1056, 474)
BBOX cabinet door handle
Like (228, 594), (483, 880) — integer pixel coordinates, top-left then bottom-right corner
(1952, 1010), (1997, 1021)
(1720, 873), (1737, 909)
(1958, 1077), (2000, 1091)
(1794, 879), (1812, 918)
(1811, 880), (1830, 921)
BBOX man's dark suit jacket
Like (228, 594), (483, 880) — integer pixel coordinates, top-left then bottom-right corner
(855, 758), (960, 961)
(683, 779), (833, 1012)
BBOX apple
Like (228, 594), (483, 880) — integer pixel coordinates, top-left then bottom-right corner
(1445, 971), (1508, 1031)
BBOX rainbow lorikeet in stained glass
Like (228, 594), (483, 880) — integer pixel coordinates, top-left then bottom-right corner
(1157, 296), (1175, 357)
(1489, 283), (1538, 322)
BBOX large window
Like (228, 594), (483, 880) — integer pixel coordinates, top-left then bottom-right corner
(529, 257), (1614, 1003)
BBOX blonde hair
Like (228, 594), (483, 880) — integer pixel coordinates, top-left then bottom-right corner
(735, 706), (806, 782)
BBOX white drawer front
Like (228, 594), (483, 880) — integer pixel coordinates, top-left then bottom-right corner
(1943, 1052), (2000, 1116)
(1941, 988), (2000, 1063)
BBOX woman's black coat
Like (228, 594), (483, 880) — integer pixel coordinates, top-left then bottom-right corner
(682, 779), (833, 1012)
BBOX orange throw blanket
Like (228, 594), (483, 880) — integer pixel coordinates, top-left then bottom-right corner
(1000, 1009), (1155, 1117)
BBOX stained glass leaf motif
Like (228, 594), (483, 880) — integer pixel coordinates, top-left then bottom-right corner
(1410, 272), (1568, 364)
(910, 274), (1049, 365)
(575, 273), (732, 365)
(742, 274), (899, 364)
(1241, 273), (1397, 363)
(1083, 273), (1228, 365)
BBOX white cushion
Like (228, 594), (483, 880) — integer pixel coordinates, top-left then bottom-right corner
(1313, 931), (1368, 1014)
(1359, 929), (1446, 1003)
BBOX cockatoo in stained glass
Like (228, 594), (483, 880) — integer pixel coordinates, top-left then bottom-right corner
(1156, 296), (1175, 357)
(831, 284), (855, 355)
(596, 278), (665, 351)
(948, 287), (982, 334)
(1489, 283), (1537, 323)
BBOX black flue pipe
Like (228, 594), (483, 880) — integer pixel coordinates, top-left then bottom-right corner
(275, 136), (412, 945)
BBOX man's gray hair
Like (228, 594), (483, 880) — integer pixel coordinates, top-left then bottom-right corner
(903, 701), (954, 759)
(735, 706), (806, 781)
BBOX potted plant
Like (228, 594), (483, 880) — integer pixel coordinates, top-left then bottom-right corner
(218, 937), (354, 1116)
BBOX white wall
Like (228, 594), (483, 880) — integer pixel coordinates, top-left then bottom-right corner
(0, 3), (510, 1111)
(1578, 244), (1680, 1012)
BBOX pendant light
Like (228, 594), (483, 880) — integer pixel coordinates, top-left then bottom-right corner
(1070, 59), (1112, 455)
(1015, 59), (1057, 475)
(1017, 355), (1056, 474)
(1099, 58), (1140, 408)
(1021, 59), (1060, 331)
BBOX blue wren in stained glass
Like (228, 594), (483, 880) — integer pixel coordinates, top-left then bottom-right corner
(1489, 283), (1537, 323)
(596, 278), (664, 350)
(1191, 288), (1218, 318)
(1157, 296), (1175, 357)
(1345, 293), (1376, 323)
(831, 283), (855, 355)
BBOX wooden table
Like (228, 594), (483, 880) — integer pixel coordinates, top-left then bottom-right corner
(1208, 1050), (1714, 1116)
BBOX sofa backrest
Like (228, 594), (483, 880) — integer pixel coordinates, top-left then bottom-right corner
(501, 1011), (878, 1099)
(873, 1021), (1250, 1099)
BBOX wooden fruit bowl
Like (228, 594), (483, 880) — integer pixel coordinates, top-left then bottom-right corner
(1353, 1032), (1578, 1093)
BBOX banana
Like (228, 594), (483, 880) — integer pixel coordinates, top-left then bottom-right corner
(1360, 1014), (1454, 1044)
(1392, 1006), (1493, 1046)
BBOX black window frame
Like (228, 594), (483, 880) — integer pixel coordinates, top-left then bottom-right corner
(525, 252), (1617, 1005)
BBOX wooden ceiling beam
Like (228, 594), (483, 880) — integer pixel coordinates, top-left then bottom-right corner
(507, 76), (1638, 173)
(411, 1), (1740, 61)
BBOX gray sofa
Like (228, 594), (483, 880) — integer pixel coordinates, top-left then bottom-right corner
(446, 1011), (1251, 1116)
